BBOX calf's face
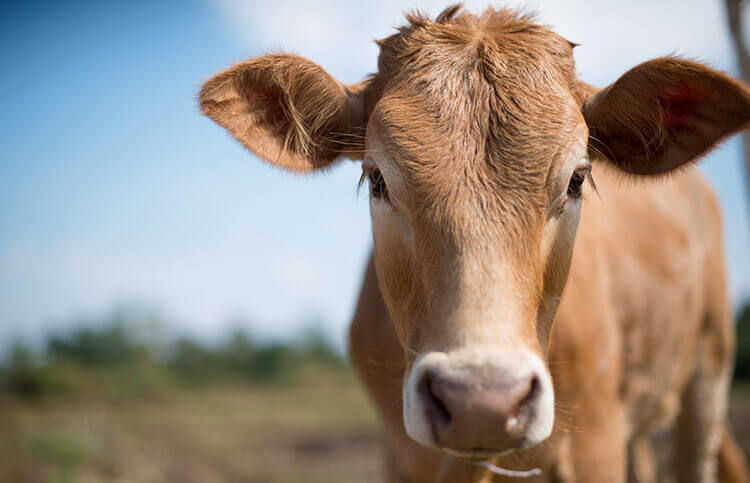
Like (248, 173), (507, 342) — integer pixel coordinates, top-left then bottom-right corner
(364, 51), (588, 455)
(199, 6), (750, 459)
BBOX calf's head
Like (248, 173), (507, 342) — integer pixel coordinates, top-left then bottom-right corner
(200, 6), (750, 458)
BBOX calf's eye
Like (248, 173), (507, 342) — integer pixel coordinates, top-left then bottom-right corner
(567, 168), (587, 198)
(368, 167), (388, 200)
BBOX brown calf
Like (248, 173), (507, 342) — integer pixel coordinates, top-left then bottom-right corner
(199, 6), (750, 482)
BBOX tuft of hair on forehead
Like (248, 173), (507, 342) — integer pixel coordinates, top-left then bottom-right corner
(368, 4), (582, 150)
(373, 4), (578, 88)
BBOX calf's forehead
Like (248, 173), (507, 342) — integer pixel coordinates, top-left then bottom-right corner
(366, 78), (587, 225)
(361, 7), (592, 242)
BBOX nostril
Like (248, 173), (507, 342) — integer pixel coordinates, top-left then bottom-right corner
(523, 374), (541, 407)
(506, 374), (542, 436)
(418, 370), (452, 429)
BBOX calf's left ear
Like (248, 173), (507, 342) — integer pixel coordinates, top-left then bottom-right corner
(582, 58), (750, 175)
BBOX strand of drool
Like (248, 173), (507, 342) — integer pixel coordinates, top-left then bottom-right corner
(472, 460), (542, 478)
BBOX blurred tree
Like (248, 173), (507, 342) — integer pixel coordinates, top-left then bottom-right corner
(222, 329), (257, 371)
(299, 325), (344, 366)
(47, 324), (143, 366)
(170, 337), (219, 382)
(1, 308), (347, 395)
(726, 0), (750, 218)
(735, 301), (750, 380)
(2, 342), (43, 397)
(250, 343), (294, 380)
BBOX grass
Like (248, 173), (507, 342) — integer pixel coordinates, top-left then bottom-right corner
(2, 362), (750, 482)
(0, 363), (380, 483)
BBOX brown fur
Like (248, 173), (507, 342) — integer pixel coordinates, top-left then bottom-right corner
(199, 5), (750, 482)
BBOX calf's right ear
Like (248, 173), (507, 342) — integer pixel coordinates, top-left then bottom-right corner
(582, 58), (750, 175)
(199, 54), (369, 173)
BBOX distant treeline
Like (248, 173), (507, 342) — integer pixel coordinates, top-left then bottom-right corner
(4, 300), (750, 399)
(0, 310), (345, 399)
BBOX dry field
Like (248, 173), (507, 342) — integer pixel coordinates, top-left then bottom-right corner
(1, 365), (749, 482)
(0, 365), (380, 483)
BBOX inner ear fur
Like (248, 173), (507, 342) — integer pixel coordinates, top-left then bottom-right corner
(582, 57), (750, 175)
(199, 54), (368, 172)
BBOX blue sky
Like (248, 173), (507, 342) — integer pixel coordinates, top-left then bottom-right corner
(1, 0), (749, 350)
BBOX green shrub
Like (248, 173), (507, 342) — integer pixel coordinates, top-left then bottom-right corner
(1, 308), (347, 396)
(1, 342), (45, 398)
(46, 324), (145, 366)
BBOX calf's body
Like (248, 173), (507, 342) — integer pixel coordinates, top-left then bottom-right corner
(350, 167), (743, 482)
(199, 5), (750, 482)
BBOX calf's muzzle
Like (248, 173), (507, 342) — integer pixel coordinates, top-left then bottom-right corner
(404, 350), (554, 456)
(419, 367), (541, 452)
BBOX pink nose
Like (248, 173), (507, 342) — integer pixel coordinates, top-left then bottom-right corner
(417, 367), (541, 452)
